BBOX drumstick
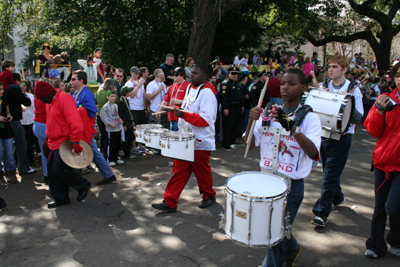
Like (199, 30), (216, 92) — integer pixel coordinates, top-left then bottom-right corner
(244, 77), (269, 158)
(158, 104), (193, 114)
(152, 111), (166, 115)
(348, 76), (368, 94)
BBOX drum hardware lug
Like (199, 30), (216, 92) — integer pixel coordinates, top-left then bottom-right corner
(285, 212), (292, 240)
(268, 201), (274, 246)
(230, 199), (234, 233)
(248, 199), (253, 244)
(186, 139), (188, 149)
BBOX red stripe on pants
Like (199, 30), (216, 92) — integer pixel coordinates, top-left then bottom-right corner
(164, 150), (216, 209)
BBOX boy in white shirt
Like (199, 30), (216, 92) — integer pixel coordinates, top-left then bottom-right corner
(246, 68), (321, 267)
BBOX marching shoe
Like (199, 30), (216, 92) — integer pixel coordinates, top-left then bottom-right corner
(96, 175), (117, 185)
(47, 201), (70, 209)
(199, 196), (216, 209)
(151, 200), (176, 212)
(77, 182), (91, 202)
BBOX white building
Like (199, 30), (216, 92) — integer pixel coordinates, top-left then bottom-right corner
(2, 27), (29, 74)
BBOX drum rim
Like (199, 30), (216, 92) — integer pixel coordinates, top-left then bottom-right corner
(160, 132), (195, 141)
(337, 94), (355, 133)
(225, 171), (288, 199)
(222, 233), (285, 248)
(135, 124), (163, 130)
(144, 129), (168, 136)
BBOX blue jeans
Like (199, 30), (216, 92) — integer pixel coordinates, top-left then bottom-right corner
(263, 179), (304, 267)
(33, 122), (48, 177)
(170, 121), (179, 132)
(366, 168), (400, 256)
(10, 121), (30, 173)
(0, 138), (16, 172)
(270, 97), (283, 106)
(90, 137), (114, 178)
(313, 134), (352, 217)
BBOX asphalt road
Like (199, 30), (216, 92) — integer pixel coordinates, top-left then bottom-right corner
(0, 124), (398, 267)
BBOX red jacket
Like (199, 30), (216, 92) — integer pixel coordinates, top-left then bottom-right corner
(163, 80), (190, 121)
(0, 70), (15, 90)
(364, 89), (400, 174)
(46, 91), (83, 150)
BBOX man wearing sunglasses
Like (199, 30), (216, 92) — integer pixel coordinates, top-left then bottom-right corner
(220, 67), (244, 149)
(114, 68), (125, 98)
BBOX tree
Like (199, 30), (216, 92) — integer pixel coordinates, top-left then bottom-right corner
(303, 0), (400, 71)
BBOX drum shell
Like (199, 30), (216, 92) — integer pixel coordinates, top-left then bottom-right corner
(144, 129), (169, 149)
(160, 132), (195, 162)
(222, 172), (288, 247)
(134, 124), (163, 144)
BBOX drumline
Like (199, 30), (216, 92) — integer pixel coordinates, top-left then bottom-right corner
(137, 87), (355, 248)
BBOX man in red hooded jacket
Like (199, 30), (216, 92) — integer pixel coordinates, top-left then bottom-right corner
(35, 81), (91, 209)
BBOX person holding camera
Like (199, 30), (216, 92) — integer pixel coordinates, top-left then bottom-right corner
(364, 62), (400, 259)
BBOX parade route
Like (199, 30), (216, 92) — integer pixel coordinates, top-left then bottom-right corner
(0, 124), (399, 267)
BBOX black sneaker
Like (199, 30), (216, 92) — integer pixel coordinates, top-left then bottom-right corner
(285, 246), (302, 267)
(199, 196), (216, 208)
(152, 200), (176, 212)
(311, 215), (328, 227)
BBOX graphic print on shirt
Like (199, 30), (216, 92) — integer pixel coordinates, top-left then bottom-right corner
(261, 131), (301, 173)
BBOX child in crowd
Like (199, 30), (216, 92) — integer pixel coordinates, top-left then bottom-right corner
(233, 52), (240, 66)
(0, 60), (16, 90)
(100, 90), (124, 166)
(238, 53), (250, 75)
(54, 52), (70, 82)
(272, 58), (280, 70)
(77, 55), (102, 85)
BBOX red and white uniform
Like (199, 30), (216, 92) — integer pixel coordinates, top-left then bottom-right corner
(163, 80), (190, 122)
(163, 83), (217, 209)
(254, 112), (321, 179)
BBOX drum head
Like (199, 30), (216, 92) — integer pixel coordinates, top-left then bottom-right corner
(162, 132), (194, 139)
(137, 124), (163, 130)
(146, 129), (168, 135)
(226, 172), (287, 198)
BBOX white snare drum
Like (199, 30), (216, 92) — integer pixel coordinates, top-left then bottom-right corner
(144, 128), (169, 150)
(135, 124), (163, 144)
(220, 172), (288, 247)
(160, 132), (195, 162)
(301, 88), (355, 134)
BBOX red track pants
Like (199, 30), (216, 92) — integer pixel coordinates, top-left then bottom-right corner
(164, 150), (216, 209)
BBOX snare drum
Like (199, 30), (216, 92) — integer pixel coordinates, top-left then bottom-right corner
(135, 124), (163, 144)
(301, 88), (355, 134)
(144, 128), (169, 150)
(160, 132), (195, 162)
(220, 172), (288, 247)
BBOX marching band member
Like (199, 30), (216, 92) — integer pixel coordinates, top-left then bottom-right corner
(312, 55), (364, 227)
(152, 65), (217, 212)
(246, 69), (321, 267)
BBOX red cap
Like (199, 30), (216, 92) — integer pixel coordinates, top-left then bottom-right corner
(35, 81), (55, 99)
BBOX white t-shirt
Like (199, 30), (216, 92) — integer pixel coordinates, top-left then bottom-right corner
(125, 79), (145, 110)
(238, 57), (248, 72)
(254, 112), (321, 180)
(146, 80), (167, 112)
(327, 79), (364, 134)
(178, 85), (217, 151)
(21, 92), (35, 125)
(233, 56), (240, 66)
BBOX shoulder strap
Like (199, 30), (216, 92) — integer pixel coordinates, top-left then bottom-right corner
(347, 81), (356, 93)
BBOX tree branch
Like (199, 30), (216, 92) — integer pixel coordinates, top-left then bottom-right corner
(388, 0), (400, 21)
(304, 31), (368, 46)
(347, 0), (390, 27)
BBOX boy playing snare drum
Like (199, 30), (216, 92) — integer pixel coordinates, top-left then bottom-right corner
(245, 68), (321, 267)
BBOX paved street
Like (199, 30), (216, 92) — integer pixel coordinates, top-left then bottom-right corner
(0, 124), (399, 267)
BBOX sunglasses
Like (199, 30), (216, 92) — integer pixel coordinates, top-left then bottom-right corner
(116, 75), (123, 78)
(70, 78), (78, 81)
(231, 72), (239, 75)
(173, 73), (182, 76)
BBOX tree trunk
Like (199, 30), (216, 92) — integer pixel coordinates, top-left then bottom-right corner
(187, 0), (258, 66)
(375, 30), (394, 71)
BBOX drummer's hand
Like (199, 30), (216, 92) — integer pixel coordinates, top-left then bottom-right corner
(156, 113), (161, 119)
(249, 106), (263, 121)
(109, 123), (117, 128)
(375, 95), (390, 115)
(174, 108), (185, 118)
(72, 143), (83, 154)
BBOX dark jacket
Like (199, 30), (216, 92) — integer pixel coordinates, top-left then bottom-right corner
(5, 84), (31, 121)
(118, 98), (134, 128)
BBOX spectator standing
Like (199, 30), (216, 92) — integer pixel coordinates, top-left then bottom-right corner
(94, 48), (106, 84)
(237, 74), (250, 136)
(114, 68), (125, 98)
(6, 74), (35, 175)
(265, 43), (275, 62)
(350, 53), (358, 69)
(303, 57), (315, 77)
(252, 51), (263, 67)
(268, 69), (284, 105)
(0, 82), (17, 184)
(238, 53), (250, 75)
(233, 52), (240, 66)
(71, 70), (117, 185)
(157, 67), (190, 131)
(184, 58), (194, 82)
(146, 69), (168, 128)
(159, 54), (175, 87)
(77, 56), (102, 85)
(100, 90), (124, 166)
(275, 47), (282, 64)
(118, 86), (136, 159)
(36, 44), (53, 63)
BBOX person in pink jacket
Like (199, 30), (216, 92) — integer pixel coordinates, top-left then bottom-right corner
(302, 57), (314, 77)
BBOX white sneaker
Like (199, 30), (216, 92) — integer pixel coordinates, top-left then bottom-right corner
(116, 159), (124, 165)
(128, 154), (136, 159)
(108, 161), (116, 167)
(316, 163), (323, 168)
(390, 247), (400, 256)
(365, 249), (378, 259)
(332, 198), (346, 210)
(119, 150), (125, 157)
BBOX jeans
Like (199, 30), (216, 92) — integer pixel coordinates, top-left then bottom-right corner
(313, 134), (352, 218)
(262, 179), (304, 267)
(0, 138), (16, 172)
(366, 168), (400, 256)
(33, 122), (48, 177)
(170, 121), (179, 132)
(90, 137), (114, 179)
(270, 97), (283, 105)
(23, 124), (39, 166)
(9, 121), (30, 173)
